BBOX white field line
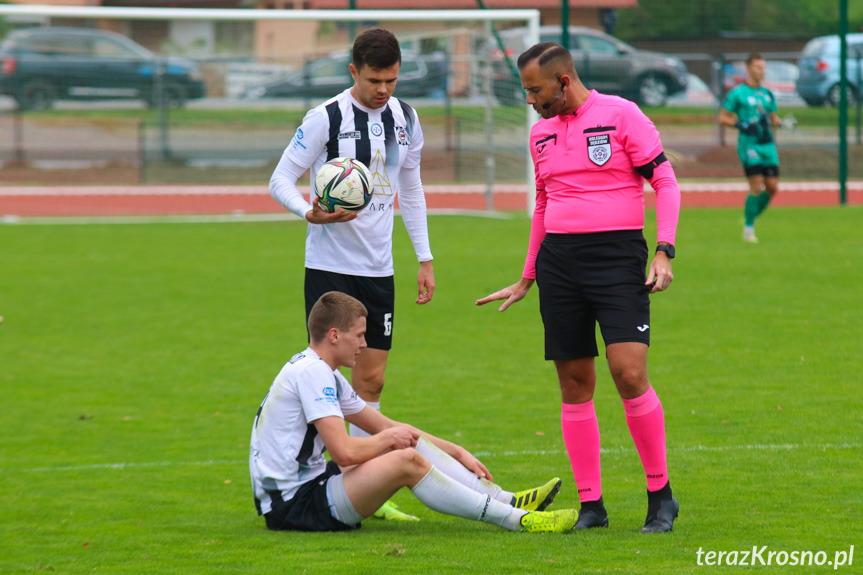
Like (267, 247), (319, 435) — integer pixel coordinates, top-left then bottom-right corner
(1, 181), (861, 196)
(473, 442), (862, 458)
(8, 442), (859, 474)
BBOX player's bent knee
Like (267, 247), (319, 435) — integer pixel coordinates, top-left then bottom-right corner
(396, 447), (423, 465)
(391, 448), (430, 479)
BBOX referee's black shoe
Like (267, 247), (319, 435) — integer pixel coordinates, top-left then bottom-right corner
(573, 497), (608, 530)
(641, 483), (679, 533)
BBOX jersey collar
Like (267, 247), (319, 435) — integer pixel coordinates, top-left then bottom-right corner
(550, 89), (597, 123)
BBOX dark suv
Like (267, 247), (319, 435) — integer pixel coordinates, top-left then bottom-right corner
(488, 26), (687, 107)
(0, 27), (206, 110)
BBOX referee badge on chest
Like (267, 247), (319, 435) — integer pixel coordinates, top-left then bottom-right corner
(587, 134), (612, 166)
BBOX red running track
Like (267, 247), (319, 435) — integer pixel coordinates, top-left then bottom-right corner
(0, 183), (860, 218)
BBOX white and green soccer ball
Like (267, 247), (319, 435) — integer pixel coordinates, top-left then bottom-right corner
(314, 157), (374, 213)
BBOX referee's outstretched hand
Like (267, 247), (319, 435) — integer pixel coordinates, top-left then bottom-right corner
(305, 197), (358, 224)
(475, 278), (535, 312)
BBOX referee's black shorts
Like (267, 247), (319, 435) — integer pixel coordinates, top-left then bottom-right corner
(304, 268), (395, 351)
(535, 230), (651, 361)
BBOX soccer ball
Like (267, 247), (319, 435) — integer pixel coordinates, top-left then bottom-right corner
(314, 158), (374, 213)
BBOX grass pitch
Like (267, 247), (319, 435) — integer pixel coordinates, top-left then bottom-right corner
(1, 207), (861, 574)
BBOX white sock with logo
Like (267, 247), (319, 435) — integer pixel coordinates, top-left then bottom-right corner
(411, 466), (524, 531)
(349, 401), (379, 438)
(415, 437), (513, 503)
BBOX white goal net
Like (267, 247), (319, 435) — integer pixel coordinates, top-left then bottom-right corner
(0, 5), (539, 212)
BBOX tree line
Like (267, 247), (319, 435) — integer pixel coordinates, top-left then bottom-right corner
(616, 0), (863, 41)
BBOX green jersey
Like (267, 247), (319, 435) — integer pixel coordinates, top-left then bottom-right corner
(723, 83), (777, 146)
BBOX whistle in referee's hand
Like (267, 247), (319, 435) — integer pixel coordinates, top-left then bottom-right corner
(639, 280), (657, 294)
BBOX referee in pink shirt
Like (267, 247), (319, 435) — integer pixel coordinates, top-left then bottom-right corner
(477, 43), (681, 533)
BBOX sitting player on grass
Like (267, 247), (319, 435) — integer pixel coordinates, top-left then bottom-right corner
(250, 291), (576, 533)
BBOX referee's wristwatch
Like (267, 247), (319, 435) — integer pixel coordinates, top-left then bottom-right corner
(655, 244), (675, 259)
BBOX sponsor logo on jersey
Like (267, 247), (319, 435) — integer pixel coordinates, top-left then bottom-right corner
(366, 203), (392, 212)
(534, 134), (556, 155)
(587, 134), (612, 166)
(369, 149), (393, 196)
(317, 386), (338, 403)
(368, 121), (385, 140)
(339, 131), (361, 140)
(637, 324), (650, 332)
(396, 126), (409, 145)
(290, 128), (307, 150)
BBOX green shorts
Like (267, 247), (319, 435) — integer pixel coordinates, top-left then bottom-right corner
(738, 142), (779, 171)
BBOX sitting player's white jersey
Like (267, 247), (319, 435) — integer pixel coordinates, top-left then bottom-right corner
(270, 88), (431, 277)
(249, 347), (365, 516)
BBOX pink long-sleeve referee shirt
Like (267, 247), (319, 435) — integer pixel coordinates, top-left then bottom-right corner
(523, 90), (680, 279)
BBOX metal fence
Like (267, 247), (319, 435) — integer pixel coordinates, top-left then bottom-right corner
(1, 8), (862, 197)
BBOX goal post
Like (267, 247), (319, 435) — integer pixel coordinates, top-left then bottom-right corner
(0, 5), (539, 213)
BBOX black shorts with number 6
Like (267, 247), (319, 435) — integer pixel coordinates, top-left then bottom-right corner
(304, 268), (395, 351)
(535, 230), (651, 361)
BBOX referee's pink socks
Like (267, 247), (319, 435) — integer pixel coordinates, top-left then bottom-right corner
(622, 386), (669, 492)
(561, 400), (602, 503)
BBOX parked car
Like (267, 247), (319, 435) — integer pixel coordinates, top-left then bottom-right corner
(242, 50), (447, 100)
(796, 33), (863, 107)
(0, 26), (206, 110)
(722, 60), (806, 107)
(667, 73), (718, 108)
(486, 26), (687, 107)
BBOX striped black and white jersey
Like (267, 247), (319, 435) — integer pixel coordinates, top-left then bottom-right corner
(249, 347), (365, 516)
(270, 88), (432, 277)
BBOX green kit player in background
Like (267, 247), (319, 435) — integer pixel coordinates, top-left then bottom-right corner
(718, 53), (782, 243)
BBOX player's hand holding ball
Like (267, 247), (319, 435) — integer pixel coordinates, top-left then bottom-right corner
(307, 158), (375, 224)
(306, 197), (357, 224)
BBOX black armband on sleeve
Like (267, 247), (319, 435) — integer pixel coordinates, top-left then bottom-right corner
(634, 152), (667, 179)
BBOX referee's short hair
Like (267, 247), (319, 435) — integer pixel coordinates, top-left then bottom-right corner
(308, 291), (368, 343)
(517, 42), (574, 73)
(353, 28), (401, 71)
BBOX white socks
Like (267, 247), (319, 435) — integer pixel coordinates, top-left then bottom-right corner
(349, 401), (379, 438)
(411, 466), (524, 531)
(415, 437), (513, 503)
(349, 412), (526, 530)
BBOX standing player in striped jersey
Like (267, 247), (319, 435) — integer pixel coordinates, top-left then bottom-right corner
(269, 28), (433, 520)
